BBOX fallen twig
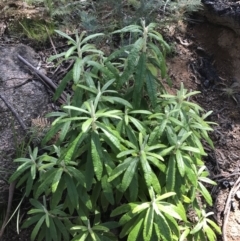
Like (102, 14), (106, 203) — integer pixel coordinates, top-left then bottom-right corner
(17, 54), (67, 103)
(222, 175), (240, 241)
(0, 94), (27, 131)
(0, 180), (16, 239)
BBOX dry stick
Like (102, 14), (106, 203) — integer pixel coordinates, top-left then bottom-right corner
(45, 26), (58, 56)
(0, 94), (27, 131)
(222, 176), (240, 241)
(17, 54), (67, 102)
(0, 94), (27, 239)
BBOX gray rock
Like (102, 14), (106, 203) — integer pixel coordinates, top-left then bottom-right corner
(202, 0), (240, 35)
(0, 44), (50, 204)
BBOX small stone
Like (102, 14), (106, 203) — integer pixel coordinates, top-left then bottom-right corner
(222, 180), (229, 188)
(231, 200), (237, 211)
(235, 191), (240, 200)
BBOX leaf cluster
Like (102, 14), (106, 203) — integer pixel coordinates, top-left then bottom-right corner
(10, 20), (220, 241)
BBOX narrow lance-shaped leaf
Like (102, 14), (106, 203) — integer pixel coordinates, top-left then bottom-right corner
(143, 206), (154, 241)
(63, 132), (87, 164)
(145, 69), (158, 108)
(51, 168), (63, 193)
(140, 152), (153, 188)
(154, 212), (172, 241)
(108, 157), (133, 182)
(132, 52), (146, 108)
(101, 175), (114, 205)
(73, 58), (83, 84)
(175, 149), (185, 177)
(119, 38), (143, 87)
(121, 157), (138, 192)
(166, 155), (176, 191)
(30, 215), (45, 241)
(64, 173), (79, 208)
(91, 131), (103, 181)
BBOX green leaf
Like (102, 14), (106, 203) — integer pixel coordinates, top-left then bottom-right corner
(97, 123), (122, 151)
(9, 161), (32, 182)
(166, 126), (177, 146)
(30, 164), (36, 180)
(87, 61), (115, 79)
(26, 176), (34, 196)
(204, 225), (216, 241)
(159, 146), (174, 157)
(179, 228), (190, 241)
(81, 33), (105, 45)
(175, 149), (185, 177)
(198, 181), (213, 205)
(117, 149), (136, 158)
(82, 118), (93, 132)
(64, 132), (87, 164)
(184, 158), (198, 187)
(85, 149), (95, 191)
(145, 69), (158, 108)
(121, 158), (138, 192)
(140, 152), (152, 188)
(49, 217), (58, 241)
(55, 30), (76, 44)
(119, 213), (143, 238)
(148, 42), (167, 78)
(128, 172), (138, 202)
(73, 58), (83, 84)
(59, 120), (71, 142)
(91, 131), (103, 181)
(190, 221), (203, 234)
(51, 178), (66, 208)
(180, 145), (201, 153)
(132, 202), (150, 214)
(53, 218), (70, 241)
(148, 120), (166, 145)
(157, 203), (183, 221)
(66, 166), (85, 186)
(31, 215), (45, 241)
(154, 212), (172, 241)
(206, 219), (221, 234)
(147, 156), (166, 172)
(112, 25), (141, 33)
(164, 213), (180, 237)
(22, 213), (43, 228)
(108, 157), (133, 182)
(65, 45), (77, 58)
(127, 216), (143, 241)
(132, 53), (146, 108)
(143, 206), (154, 241)
(51, 168), (63, 193)
(111, 204), (132, 217)
(119, 38), (143, 87)
(151, 171), (161, 194)
(64, 174), (79, 208)
(166, 155), (176, 191)
(35, 169), (57, 198)
(198, 176), (216, 185)
(128, 116), (146, 134)
(102, 96), (132, 108)
(101, 175), (114, 205)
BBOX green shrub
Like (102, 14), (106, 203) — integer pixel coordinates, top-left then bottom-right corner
(10, 21), (220, 241)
